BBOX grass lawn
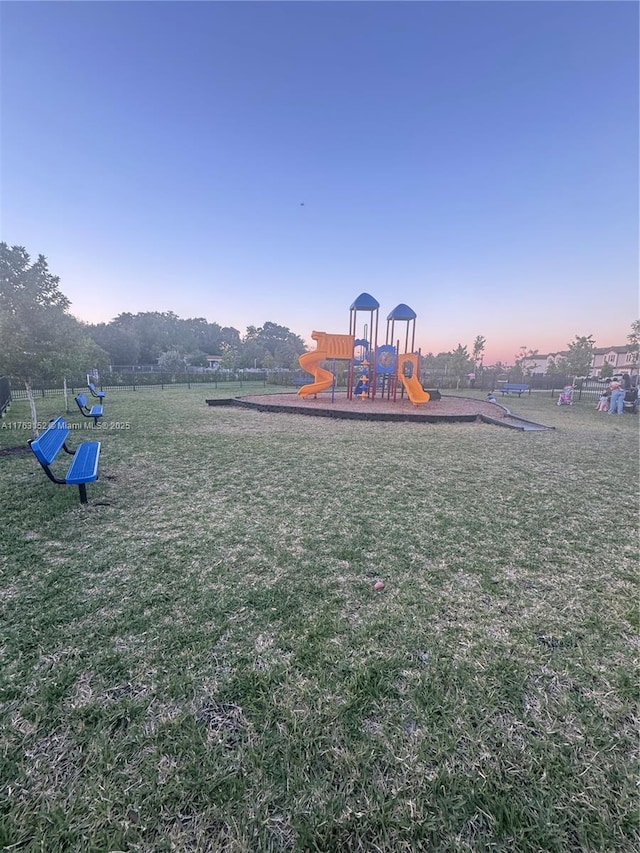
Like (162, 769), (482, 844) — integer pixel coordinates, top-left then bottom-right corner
(1, 387), (638, 852)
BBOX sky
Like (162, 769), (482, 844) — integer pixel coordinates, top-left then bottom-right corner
(1, 1), (638, 365)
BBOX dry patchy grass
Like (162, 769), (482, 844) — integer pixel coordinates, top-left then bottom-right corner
(1, 387), (638, 852)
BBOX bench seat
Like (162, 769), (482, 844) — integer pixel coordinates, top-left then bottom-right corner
(88, 382), (106, 400)
(29, 416), (101, 503)
(500, 383), (529, 396)
(66, 441), (100, 485)
(75, 393), (103, 425)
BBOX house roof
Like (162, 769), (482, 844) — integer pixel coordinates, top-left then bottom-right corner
(592, 346), (632, 355)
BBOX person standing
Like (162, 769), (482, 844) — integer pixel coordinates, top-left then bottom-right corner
(608, 378), (625, 415)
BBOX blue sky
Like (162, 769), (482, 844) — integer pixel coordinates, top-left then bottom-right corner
(2, 1), (638, 364)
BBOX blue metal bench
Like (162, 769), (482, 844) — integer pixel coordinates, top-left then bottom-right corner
(500, 383), (529, 397)
(75, 393), (103, 425)
(28, 416), (101, 504)
(88, 382), (106, 401)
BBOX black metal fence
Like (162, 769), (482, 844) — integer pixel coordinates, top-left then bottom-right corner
(5, 369), (634, 405)
(420, 370), (577, 393)
(0, 377), (11, 415)
(418, 370), (638, 404)
(567, 377), (638, 404)
(7, 371), (277, 400)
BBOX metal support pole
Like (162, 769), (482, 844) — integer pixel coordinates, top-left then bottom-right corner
(331, 359), (336, 403)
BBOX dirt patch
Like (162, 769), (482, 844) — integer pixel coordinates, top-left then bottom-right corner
(0, 445), (30, 457)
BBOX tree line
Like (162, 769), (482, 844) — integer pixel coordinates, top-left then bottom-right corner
(0, 244), (307, 390)
(89, 313), (307, 373)
(2, 243), (638, 403)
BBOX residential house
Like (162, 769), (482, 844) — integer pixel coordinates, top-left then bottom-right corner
(519, 353), (565, 375)
(590, 346), (638, 377)
(519, 346), (637, 377)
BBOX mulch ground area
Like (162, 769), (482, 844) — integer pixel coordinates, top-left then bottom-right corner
(235, 393), (506, 422)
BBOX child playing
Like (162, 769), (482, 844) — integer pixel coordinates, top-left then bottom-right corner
(597, 391), (609, 412)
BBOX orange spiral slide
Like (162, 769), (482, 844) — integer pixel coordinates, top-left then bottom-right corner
(297, 332), (354, 398)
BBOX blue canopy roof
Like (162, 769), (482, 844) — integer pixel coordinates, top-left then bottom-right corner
(387, 303), (416, 321)
(350, 292), (380, 310)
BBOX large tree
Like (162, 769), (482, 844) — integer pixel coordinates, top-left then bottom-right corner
(448, 344), (474, 388)
(513, 346), (539, 379)
(110, 311), (182, 363)
(599, 361), (614, 379)
(157, 348), (187, 381)
(421, 352), (451, 371)
(87, 322), (141, 365)
(89, 312), (242, 366)
(627, 320), (639, 373)
(546, 356), (564, 376)
(472, 335), (486, 369)
(564, 334), (595, 378)
(0, 243), (109, 432)
(241, 322), (306, 369)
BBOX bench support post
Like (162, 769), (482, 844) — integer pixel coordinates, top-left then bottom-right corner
(78, 483), (88, 504)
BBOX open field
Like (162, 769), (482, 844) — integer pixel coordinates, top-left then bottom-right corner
(1, 387), (638, 852)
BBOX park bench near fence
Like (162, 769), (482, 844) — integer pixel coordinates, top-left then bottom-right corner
(75, 393), (103, 425)
(28, 416), (101, 504)
(499, 383), (530, 397)
(87, 382), (106, 401)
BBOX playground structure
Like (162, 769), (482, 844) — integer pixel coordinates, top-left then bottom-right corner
(297, 293), (431, 406)
(297, 332), (354, 398)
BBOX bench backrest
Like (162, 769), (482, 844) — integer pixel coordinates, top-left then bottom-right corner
(88, 382), (96, 392)
(76, 393), (88, 408)
(29, 417), (70, 465)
